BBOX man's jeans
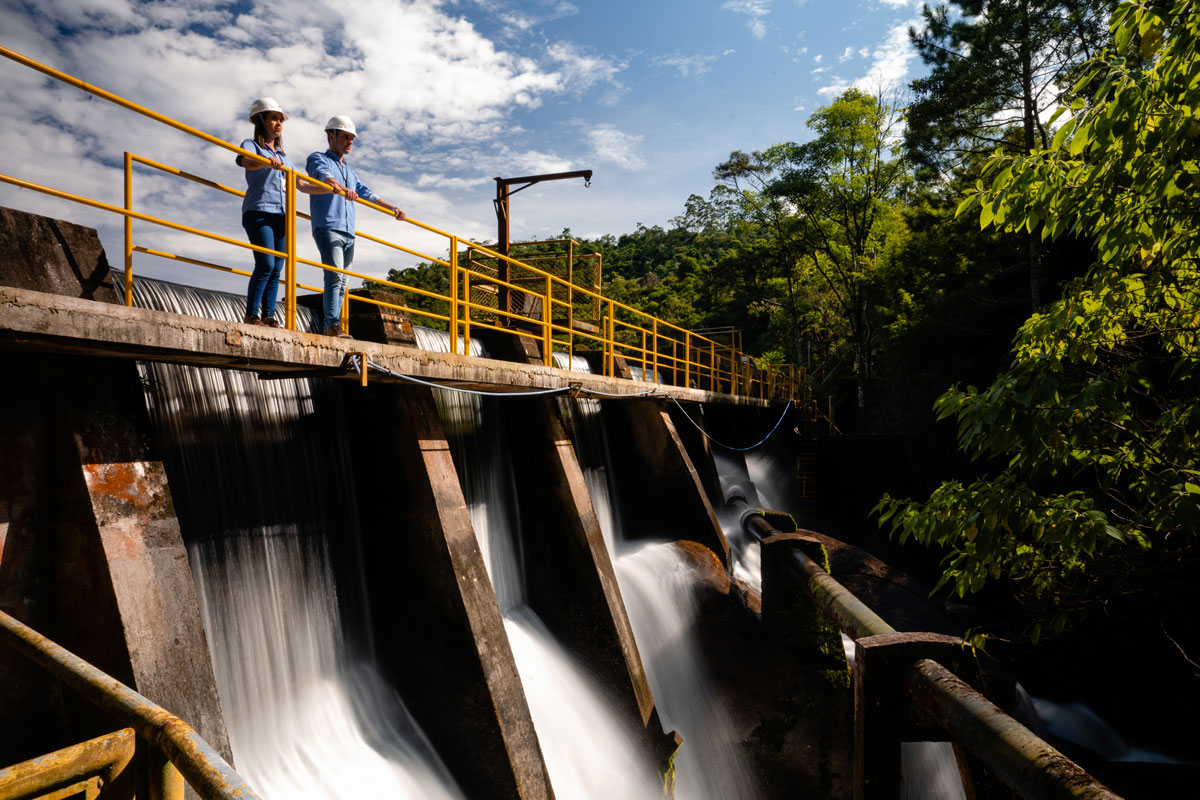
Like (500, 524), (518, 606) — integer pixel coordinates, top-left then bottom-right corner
(313, 227), (355, 330)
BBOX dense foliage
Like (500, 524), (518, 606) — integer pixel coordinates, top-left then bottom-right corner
(877, 0), (1200, 643)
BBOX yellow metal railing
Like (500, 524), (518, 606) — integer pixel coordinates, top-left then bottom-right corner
(0, 43), (806, 403)
(0, 610), (259, 800)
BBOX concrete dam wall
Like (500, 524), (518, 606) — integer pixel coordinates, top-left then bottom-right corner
(0, 207), (845, 799)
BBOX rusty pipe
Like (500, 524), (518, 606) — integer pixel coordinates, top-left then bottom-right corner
(907, 659), (1123, 800)
(738, 506), (894, 639)
(0, 610), (259, 800)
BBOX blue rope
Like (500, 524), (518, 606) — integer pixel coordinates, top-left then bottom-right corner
(667, 395), (793, 451)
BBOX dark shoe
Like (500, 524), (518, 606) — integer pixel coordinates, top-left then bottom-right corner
(262, 317), (280, 328)
(243, 314), (262, 325)
(324, 324), (352, 339)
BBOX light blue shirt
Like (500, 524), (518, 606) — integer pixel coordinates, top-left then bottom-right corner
(238, 139), (296, 215)
(306, 149), (381, 236)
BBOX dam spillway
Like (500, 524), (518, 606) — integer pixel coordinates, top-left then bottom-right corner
(0, 206), (841, 799)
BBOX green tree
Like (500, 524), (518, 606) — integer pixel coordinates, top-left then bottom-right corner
(877, 0), (1200, 644)
(768, 88), (910, 409)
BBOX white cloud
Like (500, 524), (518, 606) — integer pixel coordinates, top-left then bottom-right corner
(813, 53), (824, 64)
(0, 0), (621, 288)
(587, 126), (645, 171)
(722, 0), (771, 39)
(546, 42), (626, 93)
(651, 52), (719, 78)
(838, 46), (854, 62)
(817, 18), (918, 97)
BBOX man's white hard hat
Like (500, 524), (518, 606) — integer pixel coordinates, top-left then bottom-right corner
(324, 115), (357, 136)
(248, 97), (288, 122)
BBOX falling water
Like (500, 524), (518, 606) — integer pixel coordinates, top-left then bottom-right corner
(420, 329), (662, 800)
(133, 279), (463, 800)
(558, 372), (761, 800)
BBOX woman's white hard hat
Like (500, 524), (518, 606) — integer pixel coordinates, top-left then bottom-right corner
(324, 115), (357, 136)
(248, 97), (288, 121)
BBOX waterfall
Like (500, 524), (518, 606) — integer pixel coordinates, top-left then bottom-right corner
(132, 279), (464, 800)
(560, 389), (761, 800)
(423, 330), (662, 800)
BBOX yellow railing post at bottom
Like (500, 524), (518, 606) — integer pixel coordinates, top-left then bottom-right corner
(123, 152), (133, 306)
(463, 270), (471, 355)
(544, 273), (552, 367)
(449, 237), (459, 355)
(148, 746), (184, 800)
(652, 319), (658, 386)
(684, 331), (691, 389)
(607, 299), (615, 378)
(640, 329), (647, 381)
(710, 341), (715, 392)
(284, 171), (297, 331)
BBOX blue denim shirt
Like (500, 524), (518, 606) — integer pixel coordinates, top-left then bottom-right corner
(238, 139), (296, 215)
(306, 149), (380, 236)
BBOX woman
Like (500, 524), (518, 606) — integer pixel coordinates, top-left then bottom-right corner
(237, 97), (323, 326)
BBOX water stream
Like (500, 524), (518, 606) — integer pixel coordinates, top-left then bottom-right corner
(421, 329), (662, 800)
(133, 279), (464, 800)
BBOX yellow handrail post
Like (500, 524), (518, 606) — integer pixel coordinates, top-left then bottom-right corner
(449, 237), (459, 355)
(463, 270), (472, 355)
(606, 299), (615, 378)
(652, 319), (659, 386)
(148, 746), (184, 800)
(340, 273), (350, 333)
(544, 273), (552, 367)
(710, 341), (716, 392)
(284, 170), (297, 331)
(123, 152), (133, 307)
(640, 329), (647, 381)
(684, 332), (691, 389)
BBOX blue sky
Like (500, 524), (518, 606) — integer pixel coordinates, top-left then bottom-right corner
(0, 0), (928, 291)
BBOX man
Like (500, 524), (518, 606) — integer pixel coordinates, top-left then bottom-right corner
(306, 115), (406, 338)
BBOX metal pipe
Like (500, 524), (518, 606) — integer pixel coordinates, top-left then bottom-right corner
(0, 610), (260, 800)
(907, 659), (1123, 800)
(0, 728), (134, 799)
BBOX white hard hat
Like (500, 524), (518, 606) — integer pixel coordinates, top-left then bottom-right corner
(324, 115), (357, 136)
(248, 97), (288, 122)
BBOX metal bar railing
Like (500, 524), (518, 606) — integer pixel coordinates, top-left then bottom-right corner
(0, 610), (260, 800)
(0, 43), (808, 404)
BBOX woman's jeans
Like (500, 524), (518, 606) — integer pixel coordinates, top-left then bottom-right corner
(312, 227), (355, 330)
(242, 210), (286, 320)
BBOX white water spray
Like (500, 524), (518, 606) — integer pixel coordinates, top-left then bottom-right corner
(135, 280), (463, 800)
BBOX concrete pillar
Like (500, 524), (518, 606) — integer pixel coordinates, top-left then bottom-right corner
(853, 632), (991, 800)
(760, 533), (850, 688)
(0, 205), (118, 302)
(0, 353), (231, 786)
(473, 329), (679, 768)
(506, 395), (679, 766)
(342, 383), (554, 800)
(665, 401), (723, 508)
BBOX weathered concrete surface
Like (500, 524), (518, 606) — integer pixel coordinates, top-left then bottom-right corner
(0, 353), (231, 784)
(0, 206), (118, 302)
(342, 383), (554, 800)
(68, 359), (232, 774)
(0, 284), (768, 405)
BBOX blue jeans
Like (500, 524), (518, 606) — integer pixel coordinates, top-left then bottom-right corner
(242, 211), (287, 319)
(313, 227), (355, 330)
